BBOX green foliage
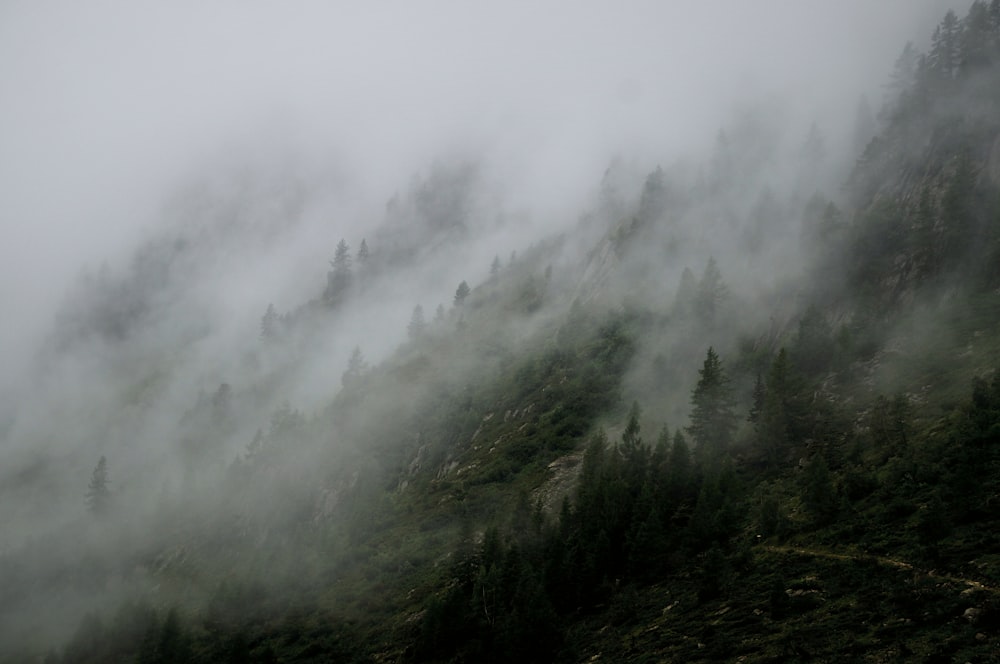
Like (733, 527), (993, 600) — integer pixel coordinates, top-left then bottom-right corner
(687, 347), (737, 461)
(31, 9), (1000, 660)
(800, 455), (837, 525)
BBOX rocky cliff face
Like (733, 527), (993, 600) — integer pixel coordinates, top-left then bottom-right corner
(847, 78), (1000, 310)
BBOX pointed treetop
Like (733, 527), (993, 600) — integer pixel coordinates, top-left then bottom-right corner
(454, 280), (471, 307)
(687, 347), (737, 459)
(408, 305), (426, 339)
(86, 456), (110, 515)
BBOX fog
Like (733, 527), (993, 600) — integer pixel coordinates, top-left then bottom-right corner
(0, 0), (970, 656)
(0, 1), (958, 366)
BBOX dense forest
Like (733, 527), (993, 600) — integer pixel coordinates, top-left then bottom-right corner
(3, 2), (1000, 662)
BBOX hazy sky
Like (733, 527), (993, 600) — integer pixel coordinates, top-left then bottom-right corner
(0, 0), (963, 382)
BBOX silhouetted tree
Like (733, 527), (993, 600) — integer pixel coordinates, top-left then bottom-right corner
(687, 347), (736, 461)
(748, 372), (765, 424)
(695, 258), (727, 325)
(342, 347), (367, 388)
(666, 430), (693, 504)
(86, 456), (110, 515)
(260, 303), (279, 340)
(325, 239), (352, 302)
(673, 266), (697, 316)
(929, 10), (961, 79)
(408, 305), (426, 339)
(801, 455), (836, 524)
(454, 280), (470, 307)
(637, 166), (667, 223)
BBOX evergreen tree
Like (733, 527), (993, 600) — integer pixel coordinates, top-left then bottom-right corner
(490, 255), (501, 276)
(930, 11), (961, 80)
(756, 348), (795, 468)
(342, 346), (367, 388)
(357, 238), (370, 263)
(454, 280), (471, 307)
(434, 303), (446, 323)
(883, 42), (919, 119)
(673, 266), (698, 316)
(325, 239), (352, 302)
(620, 401), (647, 488)
(748, 372), (765, 424)
(637, 166), (667, 223)
(260, 303), (278, 340)
(695, 257), (727, 325)
(792, 306), (834, 375)
(940, 152), (976, 268)
(86, 456), (110, 515)
(687, 347), (736, 461)
(666, 430), (692, 504)
(407, 305), (426, 339)
(621, 401), (642, 454)
(801, 455), (836, 524)
(960, 1), (993, 73)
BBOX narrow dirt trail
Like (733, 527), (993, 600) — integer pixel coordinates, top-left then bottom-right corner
(759, 545), (998, 595)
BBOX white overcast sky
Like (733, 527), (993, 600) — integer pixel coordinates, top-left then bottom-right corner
(0, 0), (963, 370)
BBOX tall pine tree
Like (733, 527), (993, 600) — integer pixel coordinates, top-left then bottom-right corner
(687, 347), (736, 462)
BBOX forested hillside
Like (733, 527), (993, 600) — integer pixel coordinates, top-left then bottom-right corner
(3, 2), (1000, 663)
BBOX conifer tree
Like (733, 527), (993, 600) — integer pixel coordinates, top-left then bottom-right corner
(687, 347), (736, 460)
(930, 11), (961, 80)
(695, 257), (727, 325)
(882, 42), (919, 120)
(621, 401), (647, 488)
(666, 430), (692, 504)
(454, 280), (470, 307)
(86, 456), (110, 515)
(342, 347), (367, 388)
(621, 401), (642, 453)
(801, 455), (836, 524)
(757, 349), (793, 468)
(637, 166), (666, 223)
(260, 303), (279, 340)
(325, 239), (353, 302)
(748, 372), (765, 424)
(408, 305), (426, 339)
(673, 266), (698, 316)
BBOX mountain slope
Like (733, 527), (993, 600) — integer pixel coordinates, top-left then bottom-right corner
(3, 3), (1000, 663)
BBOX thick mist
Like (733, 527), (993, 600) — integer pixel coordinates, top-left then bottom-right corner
(0, 1), (960, 375)
(0, 0), (973, 656)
